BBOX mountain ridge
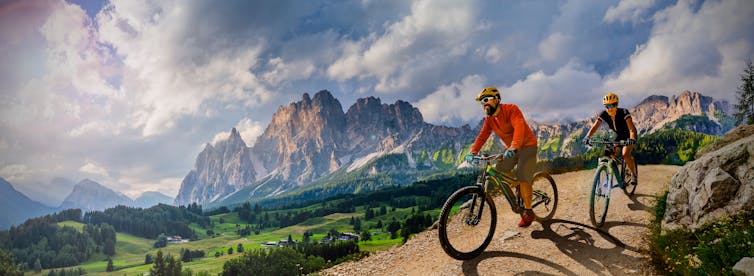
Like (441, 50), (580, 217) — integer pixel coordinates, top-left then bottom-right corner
(175, 89), (734, 207)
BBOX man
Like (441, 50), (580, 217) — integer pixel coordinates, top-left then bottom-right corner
(466, 87), (539, 227)
(582, 92), (639, 186)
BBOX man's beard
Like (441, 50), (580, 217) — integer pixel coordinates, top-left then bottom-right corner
(485, 104), (497, 116)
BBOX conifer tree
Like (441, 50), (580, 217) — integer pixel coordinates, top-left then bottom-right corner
(106, 258), (114, 272)
(0, 248), (23, 276)
(734, 60), (754, 125)
(149, 250), (166, 276)
(34, 258), (42, 273)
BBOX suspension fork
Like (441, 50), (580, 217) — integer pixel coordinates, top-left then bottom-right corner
(467, 167), (493, 225)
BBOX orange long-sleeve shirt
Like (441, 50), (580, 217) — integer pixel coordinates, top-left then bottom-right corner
(471, 103), (537, 153)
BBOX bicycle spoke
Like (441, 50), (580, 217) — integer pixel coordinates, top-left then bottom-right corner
(529, 172), (558, 221)
(438, 186), (496, 260)
(590, 166), (612, 227)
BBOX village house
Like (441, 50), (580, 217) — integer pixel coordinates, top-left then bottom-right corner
(166, 235), (189, 243)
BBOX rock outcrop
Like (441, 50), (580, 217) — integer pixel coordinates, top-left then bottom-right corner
(662, 129), (754, 230)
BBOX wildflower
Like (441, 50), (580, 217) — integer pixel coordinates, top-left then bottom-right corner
(686, 254), (702, 268)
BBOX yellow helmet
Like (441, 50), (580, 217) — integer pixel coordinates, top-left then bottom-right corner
(602, 93), (619, 105)
(476, 87), (500, 101)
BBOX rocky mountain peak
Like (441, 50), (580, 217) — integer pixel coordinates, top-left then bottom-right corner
(252, 90), (346, 185)
(174, 126), (258, 206)
(630, 90), (729, 134)
(345, 97), (426, 153)
(229, 127), (242, 140)
(637, 95), (668, 106)
(75, 179), (110, 191)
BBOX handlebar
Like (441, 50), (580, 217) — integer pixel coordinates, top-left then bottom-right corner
(471, 153), (504, 161)
(586, 139), (629, 147)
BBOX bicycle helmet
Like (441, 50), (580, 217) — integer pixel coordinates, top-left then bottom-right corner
(602, 93), (619, 105)
(603, 92), (619, 116)
(476, 87), (500, 102)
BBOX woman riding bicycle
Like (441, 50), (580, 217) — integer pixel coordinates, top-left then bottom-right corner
(582, 92), (639, 186)
(465, 87), (539, 227)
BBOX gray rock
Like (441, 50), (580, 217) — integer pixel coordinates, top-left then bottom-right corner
(663, 133), (754, 230)
(734, 257), (754, 276)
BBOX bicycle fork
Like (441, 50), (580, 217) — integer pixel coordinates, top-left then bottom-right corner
(465, 178), (488, 226)
(465, 192), (486, 226)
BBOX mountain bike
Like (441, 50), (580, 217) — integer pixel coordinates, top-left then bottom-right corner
(438, 153), (558, 260)
(586, 139), (637, 228)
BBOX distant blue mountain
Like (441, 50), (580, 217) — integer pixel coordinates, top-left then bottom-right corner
(59, 179), (134, 211)
(134, 191), (173, 208)
(0, 177), (53, 229)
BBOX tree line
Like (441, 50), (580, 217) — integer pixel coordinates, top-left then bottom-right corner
(0, 209), (115, 270)
(83, 204), (209, 239)
(222, 240), (361, 275)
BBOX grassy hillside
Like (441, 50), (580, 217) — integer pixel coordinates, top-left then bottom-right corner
(20, 172), (473, 275)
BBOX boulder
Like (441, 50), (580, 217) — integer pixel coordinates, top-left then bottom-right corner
(734, 257), (754, 276)
(662, 132), (754, 230)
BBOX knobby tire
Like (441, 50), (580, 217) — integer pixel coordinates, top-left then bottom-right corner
(438, 185), (496, 260)
(590, 165), (612, 228)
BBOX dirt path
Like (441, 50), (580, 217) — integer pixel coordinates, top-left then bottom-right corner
(323, 165), (680, 275)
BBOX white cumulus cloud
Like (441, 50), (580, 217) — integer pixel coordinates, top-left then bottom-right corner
(211, 118), (265, 146)
(79, 161), (109, 177)
(603, 0), (754, 102)
(604, 0), (657, 24)
(416, 75), (487, 126)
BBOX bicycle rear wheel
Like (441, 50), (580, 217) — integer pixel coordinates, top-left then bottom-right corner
(621, 162), (637, 196)
(529, 172), (558, 221)
(438, 185), (497, 260)
(590, 165), (613, 228)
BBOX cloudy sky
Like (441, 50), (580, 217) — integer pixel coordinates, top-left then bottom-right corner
(1, 0), (752, 205)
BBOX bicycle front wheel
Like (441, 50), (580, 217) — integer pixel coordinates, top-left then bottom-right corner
(590, 165), (614, 228)
(530, 172), (558, 221)
(438, 185), (497, 260)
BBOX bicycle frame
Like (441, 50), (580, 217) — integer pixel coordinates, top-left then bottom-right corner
(591, 140), (629, 189)
(476, 155), (525, 214)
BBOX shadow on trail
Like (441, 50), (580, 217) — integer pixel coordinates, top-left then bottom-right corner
(526, 218), (646, 275)
(461, 250), (579, 276)
(625, 192), (657, 212)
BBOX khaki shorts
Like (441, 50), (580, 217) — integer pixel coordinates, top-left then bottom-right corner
(495, 146), (538, 183)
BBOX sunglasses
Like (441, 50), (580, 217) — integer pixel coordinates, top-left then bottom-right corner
(605, 103), (617, 109)
(480, 96), (496, 104)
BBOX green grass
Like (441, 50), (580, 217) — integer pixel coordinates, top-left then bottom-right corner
(649, 191), (754, 275)
(57, 220), (85, 232)
(34, 192), (434, 275)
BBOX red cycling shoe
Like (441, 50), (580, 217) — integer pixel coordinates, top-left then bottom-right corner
(518, 209), (535, 227)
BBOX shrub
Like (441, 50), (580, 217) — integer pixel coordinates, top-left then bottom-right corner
(649, 193), (754, 275)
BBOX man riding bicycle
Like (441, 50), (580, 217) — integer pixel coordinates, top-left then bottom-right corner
(582, 92), (639, 186)
(465, 87), (539, 227)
